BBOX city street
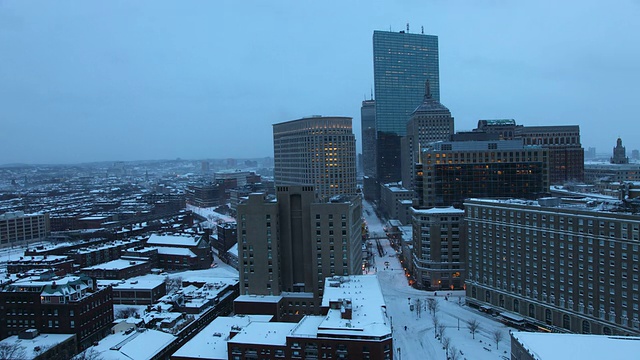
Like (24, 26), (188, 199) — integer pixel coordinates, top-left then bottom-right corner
(362, 200), (512, 360)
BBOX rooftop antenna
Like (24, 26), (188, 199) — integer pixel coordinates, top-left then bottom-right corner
(370, 87), (374, 100)
(407, 23), (410, 33)
(421, 26), (424, 34)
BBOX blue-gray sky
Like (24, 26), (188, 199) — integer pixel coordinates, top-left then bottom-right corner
(1, 0), (639, 164)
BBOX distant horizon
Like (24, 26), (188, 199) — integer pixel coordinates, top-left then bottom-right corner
(0, 156), (276, 168)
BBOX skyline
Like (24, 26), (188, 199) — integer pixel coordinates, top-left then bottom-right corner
(1, 1), (640, 164)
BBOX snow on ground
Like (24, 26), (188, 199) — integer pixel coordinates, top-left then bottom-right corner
(187, 204), (235, 227)
(363, 200), (512, 360)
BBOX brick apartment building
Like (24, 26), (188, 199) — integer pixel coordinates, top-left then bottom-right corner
(0, 275), (114, 350)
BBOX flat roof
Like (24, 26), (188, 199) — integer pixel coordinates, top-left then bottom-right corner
(412, 206), (464, 215)
(156, 247), (196, 257)
(229, 322), (297, 346)
(319, 275), (391, 338)
(235, 294), (283, 303)
(512, 332), (640, 360)
(0, 333), (75, 359)
(147, 234), (200, 247)
(171, 315), (273, 360)
(82, 258), (147, 271)
(87, 328), (176, 360)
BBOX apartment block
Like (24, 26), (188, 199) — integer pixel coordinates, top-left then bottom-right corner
(465, 197), (640, 335)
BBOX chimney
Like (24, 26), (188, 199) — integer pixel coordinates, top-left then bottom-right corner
(341, 299), (353, 320)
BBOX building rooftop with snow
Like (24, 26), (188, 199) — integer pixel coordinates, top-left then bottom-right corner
(510, 332), (640, 360)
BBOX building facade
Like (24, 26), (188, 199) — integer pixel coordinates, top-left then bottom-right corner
(611, 137), (630, 164)
(0, 212), (50, 247)
(584, 163), (640, 184)
(379, 183), (413, 224)
(361, 99), (377, 179)
(476, 120), (584, 184)
(465, 197), (640, 335)
(229, 276), (393, 360)
(273, 116), (357, 201)
(373, 29), (440, 184)
(420, 139), (549, 208)
(401, 80), (454, 191)
(236, 186), (362, 319)
(411, 206), (465, 290)
(215, 222), (237, 256)
(0, 275), (113, 349)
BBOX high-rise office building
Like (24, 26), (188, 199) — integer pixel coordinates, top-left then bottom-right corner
(401, 80), (454, 191)
(419, 136), (549, 208)
(361, 99), (376, 179)
(475, 120), (584, 184)
(373, 29), (439, 184)
(273, 116), (357, 201)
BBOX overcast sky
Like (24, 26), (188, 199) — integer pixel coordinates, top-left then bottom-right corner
(1, 0), (639, 165)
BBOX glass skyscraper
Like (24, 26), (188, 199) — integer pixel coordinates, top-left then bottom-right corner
(373, 30), (439, 184)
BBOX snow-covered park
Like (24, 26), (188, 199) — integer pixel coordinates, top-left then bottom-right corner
(363, 200), (512, 360)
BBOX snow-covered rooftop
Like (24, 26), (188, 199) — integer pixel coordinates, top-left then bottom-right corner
(86, 328), (176, 360)
(82, 258), (147, 271)
(230, 322), (297, 346)
(104, 275), (165, 290)
(0, 333), (75, 359)
(147, 234), (200, 247)
(156, 247), (196, 257)
(412, 206), (464, 214)
(171, 315), (273, 359)
(235, 294), (283, 303)
(318, 275), (391, 339)
(512, 332), (640, 360)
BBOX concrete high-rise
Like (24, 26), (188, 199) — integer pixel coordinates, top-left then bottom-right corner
(373, 29), (440, 184)
(236, 186), (362, 320)
(273, 116), (357, 201)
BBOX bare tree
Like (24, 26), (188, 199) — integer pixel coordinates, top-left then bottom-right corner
(493, 329), (504, 349)
(427, 298), (440, 316)
(432, 315), (440, 338)
(437, 323), (446, 341)
(449, 346), (460, 360)
(115, 306), (139, 319)
(442, 336), (451, 358)
(467, 319), (480, 339)
(72, 348), (104, 360)
(0, 343), (27, 360)
(165, 276), (183, 293)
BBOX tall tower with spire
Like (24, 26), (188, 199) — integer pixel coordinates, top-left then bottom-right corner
(401, 80), (454, 194)
(611, 137), (629, 164)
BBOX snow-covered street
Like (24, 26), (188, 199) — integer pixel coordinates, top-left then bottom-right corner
(362, 200), (512, 360)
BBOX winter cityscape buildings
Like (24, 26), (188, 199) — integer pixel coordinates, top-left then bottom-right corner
(1, 15), (640, 360)
(372, 29), (440, 185)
